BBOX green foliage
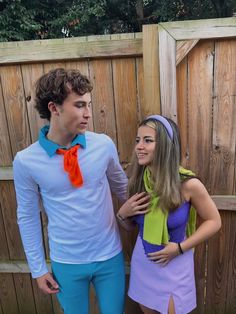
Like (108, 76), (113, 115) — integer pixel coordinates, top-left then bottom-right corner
(0, 0), (235, 42)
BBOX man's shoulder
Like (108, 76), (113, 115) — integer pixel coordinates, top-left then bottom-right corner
(14, 141), (42, 161)
(85, 131), (113, 145)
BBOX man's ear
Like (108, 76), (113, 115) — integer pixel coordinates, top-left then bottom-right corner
(48, 101), (59, 116)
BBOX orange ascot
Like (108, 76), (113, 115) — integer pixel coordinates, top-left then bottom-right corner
(57, 144), (83, 188)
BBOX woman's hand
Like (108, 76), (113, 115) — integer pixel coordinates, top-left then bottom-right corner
(148, 242), (180, 266)
(117, 192), (150, 219)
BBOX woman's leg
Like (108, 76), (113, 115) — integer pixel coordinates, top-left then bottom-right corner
(168, 296), (176, 314)
(139, 304), (160, 314)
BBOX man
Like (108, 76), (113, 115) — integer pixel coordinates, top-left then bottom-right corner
(13, 68), (128, 314)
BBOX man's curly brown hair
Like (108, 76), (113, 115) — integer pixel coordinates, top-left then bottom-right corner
(34, 68), (93, 121)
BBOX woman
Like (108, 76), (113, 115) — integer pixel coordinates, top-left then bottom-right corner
(117, 115), (221, 314)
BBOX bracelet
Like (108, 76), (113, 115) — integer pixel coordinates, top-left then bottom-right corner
(116, 213), (126, 222)
(178, 242), (184, 254)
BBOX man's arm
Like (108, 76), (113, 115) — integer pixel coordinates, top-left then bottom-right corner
(106, 138), (128, 202)
(13, 153), (59, 293)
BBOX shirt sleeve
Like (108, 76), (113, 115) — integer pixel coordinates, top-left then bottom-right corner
(13, 153), (48, 278)
(106, 137), (128, 203)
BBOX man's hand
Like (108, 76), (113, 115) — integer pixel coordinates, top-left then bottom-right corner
(36, 272), (59, 294)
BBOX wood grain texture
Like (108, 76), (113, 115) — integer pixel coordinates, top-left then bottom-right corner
(187, 40), (214, 188)
(0, 167), (13, 180)
(112, 58), (139, 165)
(225, 212), (236, 314)
(192, 237), (207, 314)
(142, 24), (161, 118)
(212, 195), (236, 211)
(51, 295), (64, 314)
(177, 57), (189, 168)
(158, 25), (177, 121)
(0, 201), (9, 259)
(210, 40), (236, 194)
(13, 273), (37, 314)
(0, 273), (19, 314)
(21, 64), (46, 142)
(32, 279), (54, 314)
(176, 40), (199, 65)
(0, 181), (25, 259)
(135, 57), (144, 122)
(89, 59), (117, 142)
(0, 75), (13, 166)
(160, 17), (236, 40)
(0, 36), (142, 64)
(0, 65), (31, 158)
(205, 211), (230, 313)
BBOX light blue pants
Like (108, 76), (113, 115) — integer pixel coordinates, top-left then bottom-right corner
(51, 251), (125, 314)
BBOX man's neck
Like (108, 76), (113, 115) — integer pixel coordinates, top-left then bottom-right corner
(47, 126), (76, 148)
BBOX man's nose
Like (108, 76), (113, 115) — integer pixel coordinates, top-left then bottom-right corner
(84, 105), (92, 118)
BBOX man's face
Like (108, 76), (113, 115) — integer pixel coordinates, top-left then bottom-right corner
(55, 92), (92, 135)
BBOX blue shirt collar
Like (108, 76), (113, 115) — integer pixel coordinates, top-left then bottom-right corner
(39, 125), (86, 157)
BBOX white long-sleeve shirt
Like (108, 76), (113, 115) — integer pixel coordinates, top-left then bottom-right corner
(13, 130), (128, 278)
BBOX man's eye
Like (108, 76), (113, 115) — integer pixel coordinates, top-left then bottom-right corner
(76, 103), (83, 108)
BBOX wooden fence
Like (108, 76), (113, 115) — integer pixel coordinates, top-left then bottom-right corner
(0, 17), (236, 314)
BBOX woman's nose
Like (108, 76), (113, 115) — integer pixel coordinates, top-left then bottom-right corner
(136, 141), (144, 149)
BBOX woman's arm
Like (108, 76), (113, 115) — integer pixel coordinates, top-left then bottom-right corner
(148, 178), (221, 265)
(179, 178), (221, 252)
(116, 192), (150, 231)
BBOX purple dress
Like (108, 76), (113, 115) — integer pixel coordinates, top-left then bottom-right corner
(128, 201), (196, 314)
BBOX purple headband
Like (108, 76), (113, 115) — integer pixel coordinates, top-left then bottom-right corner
(146, 115), (173, 140)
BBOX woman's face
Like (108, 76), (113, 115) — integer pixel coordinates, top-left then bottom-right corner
(135, 125), (156, 166)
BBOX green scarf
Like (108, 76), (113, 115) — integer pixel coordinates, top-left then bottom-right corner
(143, 166), (196, 245)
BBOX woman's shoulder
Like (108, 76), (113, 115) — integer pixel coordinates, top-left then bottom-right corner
(181, 177), (206, 202)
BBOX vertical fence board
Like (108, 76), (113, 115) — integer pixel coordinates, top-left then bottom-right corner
(89, 59), (117, 143)
(32, 280), (54, 314)
(0, 202), (9, 259)
(206, 39), (236, 314)
(74, 60), (94, 132)
(177, 57), (189, 168)
(187, 41), (214, 188)
(0, 75), (12, 165)
(205, 211), (230, 314)
(112, 58), (139, 164)
(210, 40), (236, 194)
(135, 57), (144, 122)
(225, 212), (236, 314)
(0, 65), (31, 157)
(51, 295), (63, 314)
(0, 181), (24, 259)
(21, 64), (46, 143)
(142, 25), (161, 117)
(158, 26), (177, 121)
(13, 273), (37, 314)
(0, 273), (19, 314)
(192, 241), (207, 314)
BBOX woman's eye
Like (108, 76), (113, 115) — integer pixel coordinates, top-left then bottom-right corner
(135, 138), (140, 144)
(144, 138), (154, 143)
